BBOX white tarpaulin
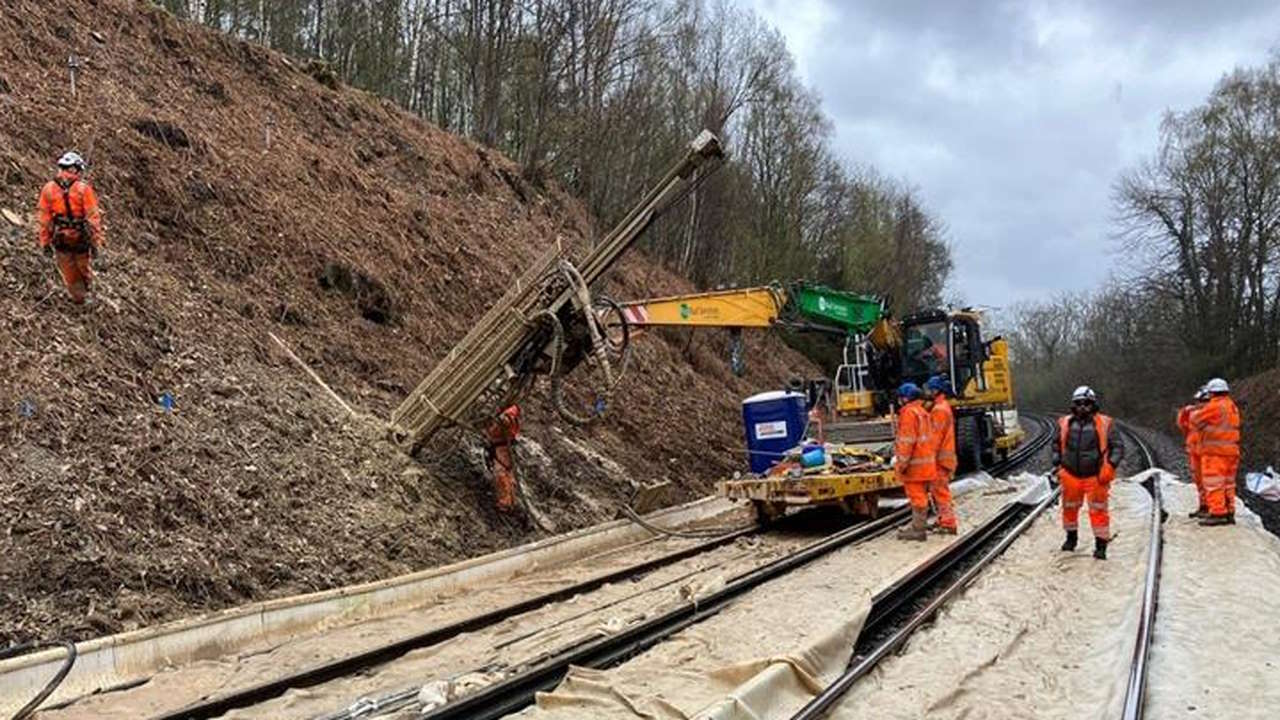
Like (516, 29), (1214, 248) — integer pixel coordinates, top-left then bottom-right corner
(1244, 467), (1280, 501)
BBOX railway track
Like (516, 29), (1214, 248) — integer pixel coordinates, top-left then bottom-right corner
(788, 419), (1162, 720)
(146, 417), (1054, 720)
(285, 416), (1057, 720)
(1118, 423), (1162, 720)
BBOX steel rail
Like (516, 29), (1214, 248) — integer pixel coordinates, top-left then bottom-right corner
(346, 416), (1057, 720)
(791, 486), (1059, 720)
(789, 414), (1057, 720)
(167, 418), (1054, 720)
(154, 523), (759, 720)
(1119, 423), (1161, 720)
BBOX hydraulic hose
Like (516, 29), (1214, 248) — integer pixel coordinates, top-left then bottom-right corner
(4, 640), (77, 720)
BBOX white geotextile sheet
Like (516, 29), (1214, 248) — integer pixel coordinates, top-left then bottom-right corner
(826, 478), (1154, 719)
(513, 474), (1034, 720)
(1145, 476), (1280, 717)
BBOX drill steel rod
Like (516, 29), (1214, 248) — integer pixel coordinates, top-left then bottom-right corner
(392, 131), (723, 447)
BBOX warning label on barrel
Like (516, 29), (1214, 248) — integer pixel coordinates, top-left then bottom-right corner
(754, 420), (788, 440)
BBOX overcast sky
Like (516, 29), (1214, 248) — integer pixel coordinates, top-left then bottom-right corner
(740, 0), (1280, 305)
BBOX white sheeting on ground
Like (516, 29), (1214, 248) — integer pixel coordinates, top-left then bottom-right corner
(827, 476), (1154, 719)
(512, 475), (1035, 720)
(1145, 475), (1280, 718)
(1244, 467), (1280, 501)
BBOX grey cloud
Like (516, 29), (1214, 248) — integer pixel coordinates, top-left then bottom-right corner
(746, 0), (1280, 303)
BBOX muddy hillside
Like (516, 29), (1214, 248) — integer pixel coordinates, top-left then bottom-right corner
(0, 0), (819, 642)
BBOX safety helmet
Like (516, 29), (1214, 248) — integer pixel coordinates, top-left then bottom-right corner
(897, 382), (922, 400)
(1195, 387), (1209, 401)
(1205, 377), (1230, 394)
(1071, 385), (1097, 403)
(56, 151), (85, 171)
(926, 376), (950, 395)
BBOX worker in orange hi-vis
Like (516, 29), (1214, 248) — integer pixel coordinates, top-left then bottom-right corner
(1176, 388), (1209, 518)
(1191, 378), (1241, 526)
(1054, 385), (1125, 560)
(37, 151), (106, 304)
(485, 404), (521, 512)
(924, 375), (958, 534)
(894, 382), (936, 542)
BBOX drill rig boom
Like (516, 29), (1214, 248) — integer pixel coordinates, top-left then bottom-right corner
(391, 131), (724, 450)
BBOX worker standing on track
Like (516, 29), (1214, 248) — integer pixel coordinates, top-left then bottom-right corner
(924, 376), (958, 534)
(1176, 388), (1209, 518)
(37, 151), (106, 305)
(1054, 386), (1124, 560)
(1190, 378), (1241, 526)
(894, 382), (936, 542)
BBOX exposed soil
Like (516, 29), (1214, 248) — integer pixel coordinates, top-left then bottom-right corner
(0, 0), (818, 643)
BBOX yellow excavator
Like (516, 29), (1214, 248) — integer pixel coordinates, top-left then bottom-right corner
(616, 288), (1023, 518)
(615, 282), (899, 419)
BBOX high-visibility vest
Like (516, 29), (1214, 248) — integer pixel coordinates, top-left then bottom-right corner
(1193, 396), (1240, 458)
(1057, 412), (1113, 475)
(896, 400), (937, 481)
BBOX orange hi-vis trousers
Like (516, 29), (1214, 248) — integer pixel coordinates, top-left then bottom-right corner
(930, 473), (957, 530)
(1188, 450), (1204, 509)
(55, 250), (94, 304)
(1201, 455), (1238, 518)
(1060, 468), (1110, 540)
(903, 478), (931, 513)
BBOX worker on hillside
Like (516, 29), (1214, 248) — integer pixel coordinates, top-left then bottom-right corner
(894, 382), (936, 542)
(924, 376), (958, 534)
(485, 404), (521, 512)
(1190, 378), (1241, 526)
(1053, 386), (1124, 560)
(1176, 388), (1209, 518)
(37, 151), (106, 304)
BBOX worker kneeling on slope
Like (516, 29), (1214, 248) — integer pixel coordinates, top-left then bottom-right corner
(1054, 386), (1124, 560)
(1190, 377), (1241, 526)
(924, 375), (958, 534)
(1176, 387), (1209, 518)
(37, 151), (106, 305)
(895, 382), (936, 542)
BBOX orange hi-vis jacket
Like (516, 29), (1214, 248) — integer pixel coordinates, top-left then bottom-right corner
(1192, 395), (1240, 458)
(930, 396), (957, 476)
(38, 170), (104, 251)
(1176, 405), (1199, 455)
(895, 399), (937, 482)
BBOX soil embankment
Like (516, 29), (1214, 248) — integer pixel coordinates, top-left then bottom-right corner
(0, 0), (817, 642)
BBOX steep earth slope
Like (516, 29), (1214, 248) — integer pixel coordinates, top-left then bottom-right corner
(0, 0), (819, 641)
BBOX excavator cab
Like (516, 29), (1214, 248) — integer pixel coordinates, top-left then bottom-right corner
(898, 309), (988, 399)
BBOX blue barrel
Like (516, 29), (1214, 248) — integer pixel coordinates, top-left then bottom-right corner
(742, 390), (807, 474)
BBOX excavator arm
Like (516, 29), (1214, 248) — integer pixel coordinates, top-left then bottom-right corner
(617, 282), (891, 337)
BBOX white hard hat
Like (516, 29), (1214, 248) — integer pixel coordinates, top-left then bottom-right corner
(1205, 377), (1229, 393)
(1195, 387), (1209, 401)
(1071, 385), (1097, 403)
(56, 151), (85, 170)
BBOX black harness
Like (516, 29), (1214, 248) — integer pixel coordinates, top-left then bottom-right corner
(51, 178), (92, 253)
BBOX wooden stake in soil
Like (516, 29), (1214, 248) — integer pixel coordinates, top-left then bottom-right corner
(268, 331), (356, 417)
